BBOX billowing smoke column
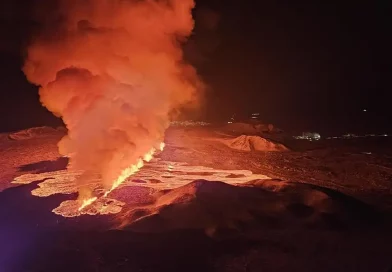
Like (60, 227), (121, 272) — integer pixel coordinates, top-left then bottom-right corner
(23, 0), (202, 201)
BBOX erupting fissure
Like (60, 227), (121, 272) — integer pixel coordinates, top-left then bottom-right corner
(78, 142), (165, 211)
(22, 0), (202, 215)
(78, 197), (98, 211)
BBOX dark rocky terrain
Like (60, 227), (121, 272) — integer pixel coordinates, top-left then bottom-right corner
(1, 125), (392, 271)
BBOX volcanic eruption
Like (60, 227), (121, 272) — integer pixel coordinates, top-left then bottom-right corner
(22, 0), (202, 211)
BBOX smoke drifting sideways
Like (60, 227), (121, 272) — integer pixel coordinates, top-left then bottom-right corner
(23, 0), (203, 200)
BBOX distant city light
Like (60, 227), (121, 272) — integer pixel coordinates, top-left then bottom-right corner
(363, 109), (367, 112)
(324, 133), (390, 140)
(293, 132), (321, 141)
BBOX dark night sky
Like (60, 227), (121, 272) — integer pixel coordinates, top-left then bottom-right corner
(0, 1), (390, 134)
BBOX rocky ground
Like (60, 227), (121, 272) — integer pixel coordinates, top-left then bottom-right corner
(1, 125), (392, 271)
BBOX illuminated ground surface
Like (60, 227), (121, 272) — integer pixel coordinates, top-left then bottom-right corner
(1, 126), (392, 271)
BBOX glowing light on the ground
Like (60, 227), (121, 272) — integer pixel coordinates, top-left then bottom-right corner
(143, 147), (156, 162)
(103, 158), (145, 198)
(12, 140), (272, 218)
(78, 143), (165, 209)
(78, 197), (97, 211)
(160, 142), (165, 151)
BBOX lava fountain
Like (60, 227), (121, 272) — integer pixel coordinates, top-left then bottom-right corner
(22, 0), (203, 213)
(79, 143), (164, 211)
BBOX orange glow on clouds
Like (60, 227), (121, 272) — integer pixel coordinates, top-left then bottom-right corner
(22, 0), (203, 205)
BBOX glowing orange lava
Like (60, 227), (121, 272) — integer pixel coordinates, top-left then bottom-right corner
(78, 142), (165, 210)
(143, 147), (156, 162)
(160, 142), (165, 151)
(103, 158), (144, 198)
(78, 197), (98, 211)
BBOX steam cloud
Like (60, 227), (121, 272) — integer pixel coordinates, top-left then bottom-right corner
(23, 0), (202, 200)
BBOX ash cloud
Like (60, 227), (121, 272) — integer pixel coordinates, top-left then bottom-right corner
(23, 0), (203, 199)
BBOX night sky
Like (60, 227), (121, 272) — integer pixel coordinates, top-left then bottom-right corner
(0, 1), (390, 134)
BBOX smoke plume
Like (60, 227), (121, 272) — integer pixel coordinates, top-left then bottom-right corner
(23, 0), (202, 200)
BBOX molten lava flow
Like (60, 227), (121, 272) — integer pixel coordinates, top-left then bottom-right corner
(160, 142), (166, 152)
(13, 154), (272, 217)
(143, 147), (156, 162)
(78, 197), (97, 211)
(79, 142), (165, 210)
(103, 158), (144, 198)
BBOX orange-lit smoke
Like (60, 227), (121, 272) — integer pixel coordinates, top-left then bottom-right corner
(23, 0), (202, 201)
